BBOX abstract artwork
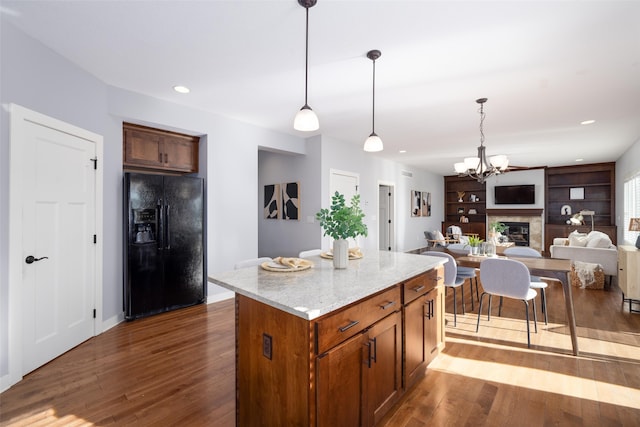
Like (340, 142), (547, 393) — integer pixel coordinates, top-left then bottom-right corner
(411, 190), (421, 217)
(264, 184), (280, 219)
(282, 182), (299, 220)
(421, 192), (431, 216)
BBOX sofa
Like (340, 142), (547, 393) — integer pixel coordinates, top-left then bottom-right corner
(549, 230), (618, 277)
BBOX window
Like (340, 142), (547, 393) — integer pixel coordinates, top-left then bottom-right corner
(623, 171), (640, 244)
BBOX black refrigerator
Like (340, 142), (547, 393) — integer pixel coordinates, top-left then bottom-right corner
(124, 172), (206, 320)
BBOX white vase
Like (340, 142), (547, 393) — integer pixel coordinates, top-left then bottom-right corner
(333, 239), (349, 269)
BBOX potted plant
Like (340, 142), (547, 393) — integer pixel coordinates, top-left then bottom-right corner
(489, 221), (507, 243)
(316, 192), (368, 268)
(467, 235), (484, 255)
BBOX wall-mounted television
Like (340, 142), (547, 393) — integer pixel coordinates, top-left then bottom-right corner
(494, 184), (535, 205)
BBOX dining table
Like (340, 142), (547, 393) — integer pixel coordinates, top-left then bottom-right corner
(453, 253), (579, 356)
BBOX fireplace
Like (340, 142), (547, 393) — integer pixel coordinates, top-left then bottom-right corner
(502, 222), (530, 246)
(487, 209), (543, 253)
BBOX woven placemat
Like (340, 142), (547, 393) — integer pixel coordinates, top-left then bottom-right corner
(261, 257), (313, 272)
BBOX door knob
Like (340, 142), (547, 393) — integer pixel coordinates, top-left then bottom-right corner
(25, 255), (48, 264)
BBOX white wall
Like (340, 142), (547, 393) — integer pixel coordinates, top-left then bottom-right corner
(616, 137), (640, 244)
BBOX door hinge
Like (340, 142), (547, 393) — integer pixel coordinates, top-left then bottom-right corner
(93, 309), (96, 319)
(90, 157), (98, 170)
(93, 234), (97, 244)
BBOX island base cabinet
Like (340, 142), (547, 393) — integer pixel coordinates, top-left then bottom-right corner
(404, 286), (440, 389)
(235, 295), (313, 427)
(316, 310), (402, 427)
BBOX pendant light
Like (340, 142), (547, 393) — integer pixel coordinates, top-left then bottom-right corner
(364, 49), (383, 152)
(293, 0), (319, 132)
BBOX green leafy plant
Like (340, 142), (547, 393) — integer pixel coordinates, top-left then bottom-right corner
(467, 236), (484, 247)
(490, 221), (507, 233)
(315, 192), (368, 240)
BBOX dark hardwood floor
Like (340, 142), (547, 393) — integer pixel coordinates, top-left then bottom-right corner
(2, 278), (639, 426)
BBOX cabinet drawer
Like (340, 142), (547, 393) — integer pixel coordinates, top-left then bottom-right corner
(403, 268), (439, 305)
(315, 286), (401, 354)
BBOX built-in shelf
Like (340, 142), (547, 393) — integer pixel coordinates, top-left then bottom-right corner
(544, 162), (616, 251)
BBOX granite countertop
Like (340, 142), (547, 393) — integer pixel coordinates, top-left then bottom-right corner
(208, 250), (445, 320)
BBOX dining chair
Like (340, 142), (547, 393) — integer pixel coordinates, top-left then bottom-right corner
(446, 244), (479, 308)
(477, 258), (538, 348)
(503, 246), (549, 324)
(234, 257), (272, 269)
(298, 249), (322, 258)
(423, 251), (465, 326)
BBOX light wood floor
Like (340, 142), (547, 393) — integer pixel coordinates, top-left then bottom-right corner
(2, 279), (639, 426)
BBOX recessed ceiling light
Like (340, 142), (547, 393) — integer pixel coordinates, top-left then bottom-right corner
(575, 158), (584, 162)
(399, 150), (407, 154)
(580, 120), (595, 125)
(173, 85), (190, 94)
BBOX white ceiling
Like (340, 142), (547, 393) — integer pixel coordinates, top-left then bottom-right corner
(3, 0), (640, 175)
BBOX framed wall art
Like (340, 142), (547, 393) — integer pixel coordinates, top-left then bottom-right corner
(411, 190), (421, 217)
(282, 182), (299, 220)
(421, 192), (431, 217)
(264, 184), (280, 219)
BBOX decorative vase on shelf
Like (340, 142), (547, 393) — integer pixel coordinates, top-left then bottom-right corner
(332, 239), (349, 269)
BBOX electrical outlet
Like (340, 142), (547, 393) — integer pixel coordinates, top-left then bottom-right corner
(263, 333), (272, 360)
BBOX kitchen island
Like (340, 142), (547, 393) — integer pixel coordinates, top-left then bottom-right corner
(209, 251), (446, 427)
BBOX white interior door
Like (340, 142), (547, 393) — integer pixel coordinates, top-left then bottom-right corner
(379, 185), (391, 251)
(9, 105), (102, 379)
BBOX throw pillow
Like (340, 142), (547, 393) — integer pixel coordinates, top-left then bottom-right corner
(435, 230), (446, 241)
(586, 230), (613, 248)
(459, 235), (470, 244)
(568, 230), (588, 247)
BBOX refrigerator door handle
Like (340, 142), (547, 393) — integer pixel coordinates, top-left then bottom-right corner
(165, 204), (171, 250)
(157, 199), (164, 251)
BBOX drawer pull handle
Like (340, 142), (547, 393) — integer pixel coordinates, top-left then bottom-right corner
(380, 300), (396, 310)
(339, 320), (359, 333)
(412, 285), (425, 293)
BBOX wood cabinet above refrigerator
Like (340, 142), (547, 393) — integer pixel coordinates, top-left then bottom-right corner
(123, 122), (199, 173)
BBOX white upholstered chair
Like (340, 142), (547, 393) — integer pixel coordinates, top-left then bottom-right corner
(423, 251), (466, 326)
(234, 257), (272, 269)
(503, 246), (549, 325)
(298, 249), (322, 258)
(477, 258), (538, 348)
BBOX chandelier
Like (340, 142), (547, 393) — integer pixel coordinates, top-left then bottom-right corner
(454, 98), (508, 184)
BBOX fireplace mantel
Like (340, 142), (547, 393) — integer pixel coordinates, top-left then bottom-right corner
(487, 209), (543, 216)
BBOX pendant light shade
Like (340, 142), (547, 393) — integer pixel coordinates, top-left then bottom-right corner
(294, 0), (319, 132)
(364, 133), (383, 152)
(364, 49), (383, 152)
(294, 104), (319, 131)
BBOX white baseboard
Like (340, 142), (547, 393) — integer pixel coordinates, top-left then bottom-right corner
(101, 312), (125, 333)
(207, 290), (234, 304)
